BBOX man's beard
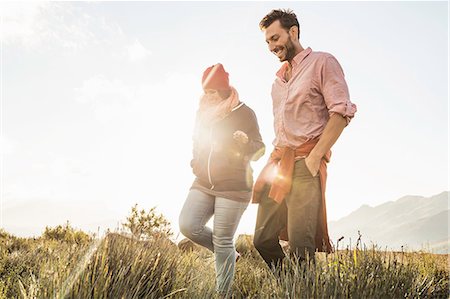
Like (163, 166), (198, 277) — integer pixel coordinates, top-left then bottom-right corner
(281, 36), (296, 62)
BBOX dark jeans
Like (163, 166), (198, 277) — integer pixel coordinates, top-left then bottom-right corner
(253, 158), (322, 268)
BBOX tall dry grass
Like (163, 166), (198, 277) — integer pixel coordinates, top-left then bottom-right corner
(1, 230), (448, 298)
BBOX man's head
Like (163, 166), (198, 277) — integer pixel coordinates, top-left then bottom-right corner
(260, 9), (301, 62)
(202, 63), (231, 100)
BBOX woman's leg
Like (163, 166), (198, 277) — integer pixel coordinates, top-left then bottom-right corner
(179, 189), (215, 252)
(213, 197), (248, 295)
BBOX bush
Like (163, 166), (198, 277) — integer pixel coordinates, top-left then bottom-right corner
(0, 229), (11, 240)
(42, 221), (92, 244)
(122, 204), (172, 240)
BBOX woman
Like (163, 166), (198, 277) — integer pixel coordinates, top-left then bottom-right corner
(179, 63), (265, 297)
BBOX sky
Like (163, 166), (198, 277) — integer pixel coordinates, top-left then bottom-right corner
(0, 1), (448, 238)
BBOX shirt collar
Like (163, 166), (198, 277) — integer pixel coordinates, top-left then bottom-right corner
(276, 47), (312, 80)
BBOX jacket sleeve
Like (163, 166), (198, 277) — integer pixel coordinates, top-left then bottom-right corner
(239, 109), (265, 161)
(191, 138), (198, 169)
(191, 118), (200, 170)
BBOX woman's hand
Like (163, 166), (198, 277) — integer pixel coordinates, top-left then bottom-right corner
(233, 130), (248, 144)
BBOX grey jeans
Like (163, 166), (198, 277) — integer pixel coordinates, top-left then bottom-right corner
(179, 189), (248, 295)
(253, 158), (322, 268)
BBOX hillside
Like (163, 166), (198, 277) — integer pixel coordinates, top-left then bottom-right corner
(329, 191), (449, 253)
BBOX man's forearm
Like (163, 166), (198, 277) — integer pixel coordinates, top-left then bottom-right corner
(309, 113), (347, 160)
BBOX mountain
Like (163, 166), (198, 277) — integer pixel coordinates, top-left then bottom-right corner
(328, 191), (449, 254)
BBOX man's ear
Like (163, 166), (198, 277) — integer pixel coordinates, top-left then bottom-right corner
(289, 26), (299, 40)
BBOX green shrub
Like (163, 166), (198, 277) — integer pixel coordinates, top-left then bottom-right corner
(0, 229), (11, 240)
(122, 204), (172, 240)
(42, 221), (92, 244)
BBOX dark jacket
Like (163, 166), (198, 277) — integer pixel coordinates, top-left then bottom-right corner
(191, 103), (265, 191)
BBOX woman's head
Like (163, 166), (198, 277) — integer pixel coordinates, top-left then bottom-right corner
(202, 63), (231, 100)
(197, 63), (239, 124)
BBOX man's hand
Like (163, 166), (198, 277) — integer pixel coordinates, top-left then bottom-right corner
(305, 155), (321, 177)
(233, 130), (249, 144)
(305, 114), (348, 177)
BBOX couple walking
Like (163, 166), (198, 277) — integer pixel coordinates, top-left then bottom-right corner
(179, 9), (357, 297)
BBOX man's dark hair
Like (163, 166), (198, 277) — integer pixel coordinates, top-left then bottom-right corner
(259, 9), (300, 38)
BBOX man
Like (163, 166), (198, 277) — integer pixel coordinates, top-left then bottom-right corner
(252, 9), (357, 268)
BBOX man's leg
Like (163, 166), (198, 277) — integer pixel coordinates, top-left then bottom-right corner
(179, 189), (215, 252)
(285, 159), (322, 262)
(253, 185), (287, 269)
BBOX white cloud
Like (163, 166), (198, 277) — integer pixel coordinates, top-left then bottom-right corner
(0, 2), (49, 47)
(0, 2), (123, 51)
(0, 136), (15, 155)
(4, 146), (95, 201)
(127, 39), (152, 62)
(75, 75), (134, 103)
(1, 2), (153, 64)
(75, 75), (136, 123)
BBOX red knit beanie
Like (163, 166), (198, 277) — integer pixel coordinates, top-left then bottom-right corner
(201, 63), (230, 91)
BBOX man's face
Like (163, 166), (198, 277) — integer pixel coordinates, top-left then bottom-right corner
(264, 20), (296, 62)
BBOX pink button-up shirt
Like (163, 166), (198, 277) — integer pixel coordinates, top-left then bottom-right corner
(272, 47), (357, 148)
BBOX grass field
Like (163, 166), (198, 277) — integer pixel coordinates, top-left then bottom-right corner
(1, 228), (449, 298)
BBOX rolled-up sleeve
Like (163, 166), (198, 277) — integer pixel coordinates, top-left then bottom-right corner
(320, 56), (357, 124)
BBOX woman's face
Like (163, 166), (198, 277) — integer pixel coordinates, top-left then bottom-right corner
(200, 89), (222, 105)
(204, 89), (218, 95)
(201, 89), (231, 104)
